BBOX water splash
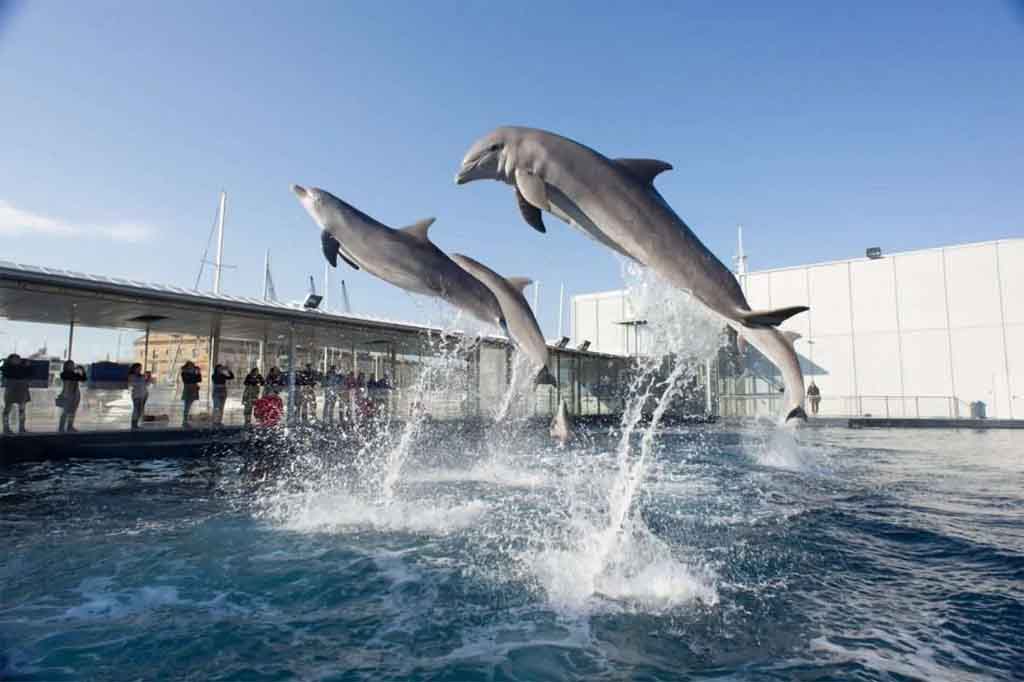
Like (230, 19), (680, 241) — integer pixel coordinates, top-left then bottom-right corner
(522, 264), (725, 611)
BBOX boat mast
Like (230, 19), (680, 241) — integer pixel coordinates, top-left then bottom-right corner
(213, 191), (227, 294)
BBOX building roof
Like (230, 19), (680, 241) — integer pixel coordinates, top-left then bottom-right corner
(0, 259), (626, 360)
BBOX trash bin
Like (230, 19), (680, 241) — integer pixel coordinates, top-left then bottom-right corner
(970, 401), (986, 419)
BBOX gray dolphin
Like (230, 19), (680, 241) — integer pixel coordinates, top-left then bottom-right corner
(455, 127), (808, 423)
(550, 399), (573, 445)
(292, 185), (504, 328)
(448, 253), (556, 386)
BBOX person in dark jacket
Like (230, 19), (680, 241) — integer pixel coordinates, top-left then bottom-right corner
(127, 363), (151, 430)
(180, 361), (202, 427)
(58, 360), (87, 433)
(212, 364), (235, 426)
(263, 367), (282, 397)
(241, 367), (264, 426)
(322, 366), (341, 424)
(2, 353), (30, 435)
(806, 380), (821, 416)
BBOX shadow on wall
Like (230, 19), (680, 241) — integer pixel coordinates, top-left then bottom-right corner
(719, 332), (828, 386)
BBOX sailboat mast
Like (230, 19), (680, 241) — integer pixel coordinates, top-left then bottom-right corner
(213, 191), (227, 294)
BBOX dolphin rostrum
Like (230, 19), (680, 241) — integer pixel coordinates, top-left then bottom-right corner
(550, 399), (573, 445)
(292, 185), (504, 328)
(448, 253), (556, 386)
(455, 127), (809, 423)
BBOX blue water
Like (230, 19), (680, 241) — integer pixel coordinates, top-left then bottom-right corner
(2, 426), (1022, 681)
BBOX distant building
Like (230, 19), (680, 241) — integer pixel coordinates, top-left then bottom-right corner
(571, 238), (1022, 419)
(132, 334), (262, 383)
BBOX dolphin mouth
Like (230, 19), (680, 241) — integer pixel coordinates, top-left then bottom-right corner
(291, 184), (309, 199)
(454, 167), (473, 185)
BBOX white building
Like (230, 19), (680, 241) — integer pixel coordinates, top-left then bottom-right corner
(571, 238), (1023, 419)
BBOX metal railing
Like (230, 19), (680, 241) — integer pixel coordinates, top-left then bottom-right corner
(718, 393), (972, 419)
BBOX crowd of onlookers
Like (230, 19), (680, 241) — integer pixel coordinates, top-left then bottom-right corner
(1, 352), (393, 434)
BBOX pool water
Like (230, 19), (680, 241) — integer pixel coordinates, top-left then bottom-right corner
(1, 425), (1022, 681)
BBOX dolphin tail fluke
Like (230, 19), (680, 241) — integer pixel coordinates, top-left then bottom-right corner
(739, 305), (809, 328)
(535, 366), (557, 386)
(785, 406), (808, 422)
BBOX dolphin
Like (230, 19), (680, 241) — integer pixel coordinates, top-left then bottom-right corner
(549, 399), (573, 445)
(455, 126), (809, 423)
(448, 253), (556, 386)
(292, 185), (504, 329)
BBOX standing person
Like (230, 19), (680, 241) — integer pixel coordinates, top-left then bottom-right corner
(2, 353), (30, 435)
(241, 367), (264, 427)
(57, 360), (87, 433)
(180, 361), (202, 427)
(807, 380), (821, 416)
(298, 363), (318, 423)
(212, 364), (235, 427)
(322, 366), (340, 424)
(264, 367), (282, 397)
(128, 363), (150, 430)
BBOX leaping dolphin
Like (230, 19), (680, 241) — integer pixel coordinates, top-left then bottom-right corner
(448, 253), (556, 386)
(292, 185), (504, 329)
(455, 127), (809, 423)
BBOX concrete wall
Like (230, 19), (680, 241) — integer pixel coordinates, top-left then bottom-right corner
(571, 239), (1023, 419)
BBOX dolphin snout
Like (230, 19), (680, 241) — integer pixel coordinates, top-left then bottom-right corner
(291, 184), (309, 199)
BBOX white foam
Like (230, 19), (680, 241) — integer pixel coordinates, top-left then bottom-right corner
(406, 460), (549, 488)
(266, 490), (489, 535)
(64, 579), (180, 620)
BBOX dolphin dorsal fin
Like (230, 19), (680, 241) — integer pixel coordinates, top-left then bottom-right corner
(506, 277), (533, 294)
(615, 158), (673, 185)
(401, 217), (436, 241)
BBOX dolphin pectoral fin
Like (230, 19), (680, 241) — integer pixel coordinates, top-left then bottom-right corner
(515, 168), (549, 211)
(739, 306), (809, 328)
(515, 187), (546, 233)
(499, 318), (510, 338)
(782, 330), (802, 344)
(785, 406), (808, 422)
(337, 250), (360, 270)
(615, 158), (673, 185)
(535, 365), (557, 386)
(400, 217), (436, 242)
(320, 230), (340, 268)
(737, 334), (748, 354)
(506, 277), (533, 295)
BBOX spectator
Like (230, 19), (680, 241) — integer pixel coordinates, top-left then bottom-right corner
(323, 366), (341, 423)
(264, 367), (282, 397)
(1, 353), (30, 435)
(241, 368), (264, 426)
(57, 360), (87, 433)
(298, 363), (318, 423)
(212, 364), (235, 427)
(180, 361), (202, 427)
(807, 380), (821, 416)
(357, 372), (366, 389)
(128, 363), (150, 430)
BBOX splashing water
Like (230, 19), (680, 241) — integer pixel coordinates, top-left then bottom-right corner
(524, 263), (725, 611)
(380, 326), (476, 503)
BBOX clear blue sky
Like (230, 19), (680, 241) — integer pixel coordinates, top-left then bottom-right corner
(1, 1), (1022, 356)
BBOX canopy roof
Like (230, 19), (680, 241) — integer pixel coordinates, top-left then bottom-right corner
(0, 260), (624, 360)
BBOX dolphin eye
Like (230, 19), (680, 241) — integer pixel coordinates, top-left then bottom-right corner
(489, 144), (500, 152)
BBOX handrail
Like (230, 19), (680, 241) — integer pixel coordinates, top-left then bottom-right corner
(718, 393), (971, 419)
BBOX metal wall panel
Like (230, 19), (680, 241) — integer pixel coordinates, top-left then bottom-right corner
(900, 329), (954, 397)
(851, 259), (898, 334)
(950, 326), (1009, 418)
(894, 250), (947, 331)
(808, 263), (853, 336)
(945, 244), (1003, 329)
(998, 241), (1024, 326)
